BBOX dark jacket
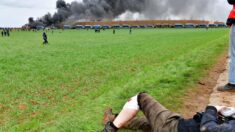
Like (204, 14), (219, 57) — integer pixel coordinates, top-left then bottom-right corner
(200, 106), (235, 132)
(228, 0), (235, 5)
(227, 0), (235, 26)
(43, 33), (47, 40)
(178, 118), (200, 132)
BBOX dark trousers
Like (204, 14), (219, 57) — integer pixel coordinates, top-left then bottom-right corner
(43, 39), (48, 44)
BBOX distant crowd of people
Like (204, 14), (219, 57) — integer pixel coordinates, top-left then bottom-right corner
(1, 29), (10, 37)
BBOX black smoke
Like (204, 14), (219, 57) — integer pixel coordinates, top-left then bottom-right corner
(68, 0), (217, 21)
(27, 0), (218, 28)
(29, 0), (146, 27)
(27, 0), (72, 28)
(69, 0), (145, 21)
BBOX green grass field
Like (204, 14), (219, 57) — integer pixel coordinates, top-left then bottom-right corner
(0, 28), (228, 131)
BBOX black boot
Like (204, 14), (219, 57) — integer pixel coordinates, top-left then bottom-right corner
(217, 83), (235, 91)
(103, 121), (118, 132)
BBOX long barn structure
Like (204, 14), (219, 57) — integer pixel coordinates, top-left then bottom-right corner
(73, 20), (224, 27)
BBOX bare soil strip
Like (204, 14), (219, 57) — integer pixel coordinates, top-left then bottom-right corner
(179, 53), (228, 118)
(209, 59), (235, 107)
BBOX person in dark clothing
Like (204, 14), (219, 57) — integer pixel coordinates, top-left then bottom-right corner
(6, 29), (10, 37)
(113, 29), (116, 34)
(129, 27), (132, 34)
(103, 93), (235, 132)
(43, 32), (48, 44)
(3, 30), (7, 36)
(1, 31), (4, 37)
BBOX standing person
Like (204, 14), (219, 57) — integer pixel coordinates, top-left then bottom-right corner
(1, 30), (4, 37)
(129, 27), (132, 34)
(103, 93), (235, 132)
(42, 32), (48, 44)
(6, 29), (10, 37)
(3, 29), (7, 36)
(218, 0), (235, 91)
(113, 28), (116, 34)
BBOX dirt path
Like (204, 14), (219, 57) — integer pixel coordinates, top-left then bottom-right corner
(209, 60), (235, 107)
(179, 53), (229, 118)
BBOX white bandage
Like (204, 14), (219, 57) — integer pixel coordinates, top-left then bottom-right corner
(123, 95), (140, 110)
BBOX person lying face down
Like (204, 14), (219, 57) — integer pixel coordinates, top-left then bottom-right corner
(103, 93), (235, 132)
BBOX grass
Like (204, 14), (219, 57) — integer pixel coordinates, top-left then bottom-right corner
(0, 28), (228, 131)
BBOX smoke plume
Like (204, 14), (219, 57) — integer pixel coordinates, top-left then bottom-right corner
(28, 0), (223, 28)
(69, 0), (145, 21)
(68, 0), (217, 21)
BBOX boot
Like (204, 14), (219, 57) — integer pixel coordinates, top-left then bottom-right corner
(103, 108), (117, 125)
(103, 121), (118, 132)
(217, 83), (235, 92)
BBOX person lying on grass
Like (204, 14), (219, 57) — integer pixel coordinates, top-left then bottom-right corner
(102, 93), (235, 132)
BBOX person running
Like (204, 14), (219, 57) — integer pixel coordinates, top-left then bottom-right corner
(103, 93), (235, 132)
(218, 0), (235, 91)
(43, 32), (48, 44)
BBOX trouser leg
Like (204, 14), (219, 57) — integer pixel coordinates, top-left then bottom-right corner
(124, 116), (152, 131)
(229, 25), (235, 84)
(137, 93), (181, 132)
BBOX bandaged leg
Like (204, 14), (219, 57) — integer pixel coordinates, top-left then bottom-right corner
(113, 95), (140, 128)
(123, 95), (140, 110)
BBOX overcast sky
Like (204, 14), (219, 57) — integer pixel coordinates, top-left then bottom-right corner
(0, 0), (232, 27)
